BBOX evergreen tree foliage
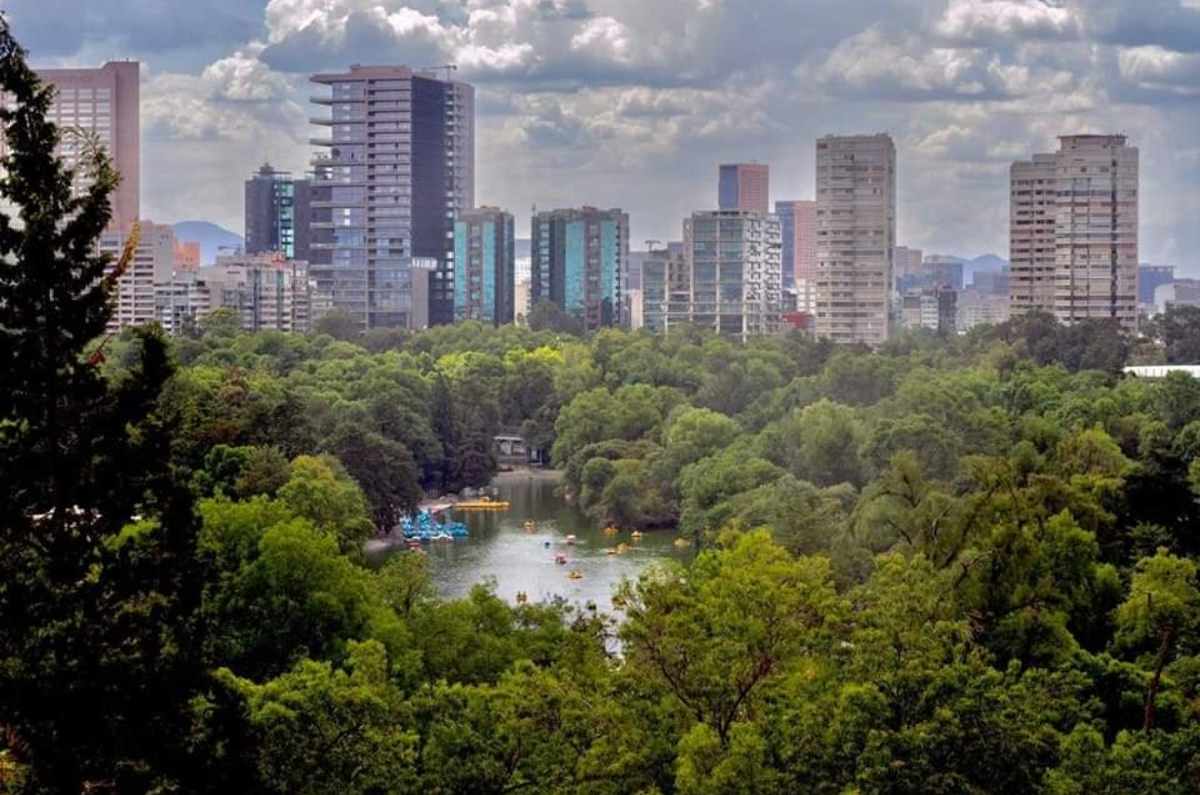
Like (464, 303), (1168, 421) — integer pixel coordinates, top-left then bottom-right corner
(0, 19), (202, 791)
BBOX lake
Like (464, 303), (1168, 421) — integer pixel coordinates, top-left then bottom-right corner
(367, 472), (692, 607)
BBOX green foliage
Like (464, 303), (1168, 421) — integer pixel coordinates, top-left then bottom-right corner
(277, 455), (374, 553)
(0, 22), (205, 791)
(1, 53), (1197, 789)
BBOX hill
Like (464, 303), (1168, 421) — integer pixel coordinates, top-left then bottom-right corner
(172, 221), (243, 265)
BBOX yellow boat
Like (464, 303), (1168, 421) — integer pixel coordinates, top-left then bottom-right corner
(630, 531), (644, 541)
(674, 537), (692, 549)
(602, 525), (620, 536)
(454, 497), (512, 511)
(567, 569), (584, 580)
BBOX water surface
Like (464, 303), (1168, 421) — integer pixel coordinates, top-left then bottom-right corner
(369, 473), (691, 607)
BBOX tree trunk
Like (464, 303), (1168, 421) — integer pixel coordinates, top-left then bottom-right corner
(1144, 626), (1175, 732)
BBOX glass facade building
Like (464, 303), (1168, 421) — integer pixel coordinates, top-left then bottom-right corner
(245, 163), (312, 261)
(530, 207), (629, 331)
(684, 210), (782, 340)
(454, 207), (515, 325)
(308, 66), (474, 329)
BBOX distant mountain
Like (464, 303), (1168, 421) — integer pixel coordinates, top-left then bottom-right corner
(173, 221), (243, 265)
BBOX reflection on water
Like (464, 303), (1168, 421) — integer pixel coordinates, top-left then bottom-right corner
(369, 474), (692, 606)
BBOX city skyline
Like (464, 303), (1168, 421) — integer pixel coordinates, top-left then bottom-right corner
(8, 0), (1199, 270)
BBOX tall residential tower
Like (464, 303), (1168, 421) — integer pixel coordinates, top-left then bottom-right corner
(245, 163), (312, 261)
(454, 207), (515, 326)
(814, 134), (897, 346)
(684, 210), (782, 340)
(776, 199), (817, 303)
(308, 65), (474, 329)
(530, 207), (629, 331)
(1010, 135), (1139, 329)
(719, 163), (770, 213)
(34, 61), (140, 232)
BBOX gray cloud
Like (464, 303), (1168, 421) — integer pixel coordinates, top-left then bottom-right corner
(16, 0), (1200, 270)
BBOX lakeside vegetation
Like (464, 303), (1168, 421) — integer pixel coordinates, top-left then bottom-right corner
(4, 21), (1200, 794)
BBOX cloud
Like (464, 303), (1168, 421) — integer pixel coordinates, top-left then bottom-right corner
(1083, 0), (1200, 52)
(18, 0), (1200, 268)
(934, 0), (1082, 44)
(1118, 45), (1200, 94)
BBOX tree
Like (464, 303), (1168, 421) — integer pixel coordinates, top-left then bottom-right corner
(329, 423), (423, 533)
(0, 21), (203, 791)
(213, 641), (417, 795)
(619, 532), (843, 746)
(278, 455), (374, 553)
(1152, 304), (1200, 365)
(313, 308), (363, 342)
(760, 399), (867, 488)
(527, 300), (584, 335)
(1115, 550), (1200, 731)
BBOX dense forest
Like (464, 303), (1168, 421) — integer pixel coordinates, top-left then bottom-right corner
(4, 20), (1200, 794)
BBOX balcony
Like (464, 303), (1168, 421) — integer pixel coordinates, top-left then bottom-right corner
(308, 137), (334, 147)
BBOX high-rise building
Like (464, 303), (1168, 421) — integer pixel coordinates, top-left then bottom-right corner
(776, 200), (817, 299)
(1138, 265), (1174, 307)
(893, 246), (924, 282)
(923, 255), (965, 291)
(814, 134), (897, 346)
(719, 163), (770, 213)
(32, 61), (140, 232)
(900, 286), (956, 335)
(309, 65), (475, 329)
(684, 210), (782, 340)
(642, 243), (690, 333)
(957, 288), (1011, 331)
(1010, 135), (1139, 329)
(163, 254), (318, 334)
(454, 207), (515, 326)
(530, 207), (629, 331)
(245, 163), (312, 261)
(1010, 153), (1059, 319)
(100, 221), (175, 332)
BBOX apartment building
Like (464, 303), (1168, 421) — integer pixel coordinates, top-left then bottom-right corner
(308, 65), (475, 329)
(453, 207), (515, 326)
(530, 207), (629, 331)
(776, 200), (817, 301)
(1010, 135), (1139, 330)
(719, 163), (770, 214)
(31, 61), (140, 233)
(684, 209), (782, 340)
(100, 221), (175, 333)
(814, 134), (897, 346)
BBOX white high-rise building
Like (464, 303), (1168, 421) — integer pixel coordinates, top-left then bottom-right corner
(1010, 135), (1139, 329)
(814, 134), (897, 346)
(683, 210), (782, 340)
(100, 221), (174, 333)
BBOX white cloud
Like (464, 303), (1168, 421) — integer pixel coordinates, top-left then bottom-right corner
(1118, 44), (1200, 94)
(935, 0), (1082, 43)
(25, 0), (1198, 266)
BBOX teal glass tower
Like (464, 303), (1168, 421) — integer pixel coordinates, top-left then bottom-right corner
(453, 207), (515, 325)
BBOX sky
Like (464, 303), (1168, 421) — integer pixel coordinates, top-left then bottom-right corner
(9, 0), (1200, 265)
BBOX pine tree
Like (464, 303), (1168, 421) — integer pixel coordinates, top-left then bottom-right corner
(0, 18), (203, 792)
